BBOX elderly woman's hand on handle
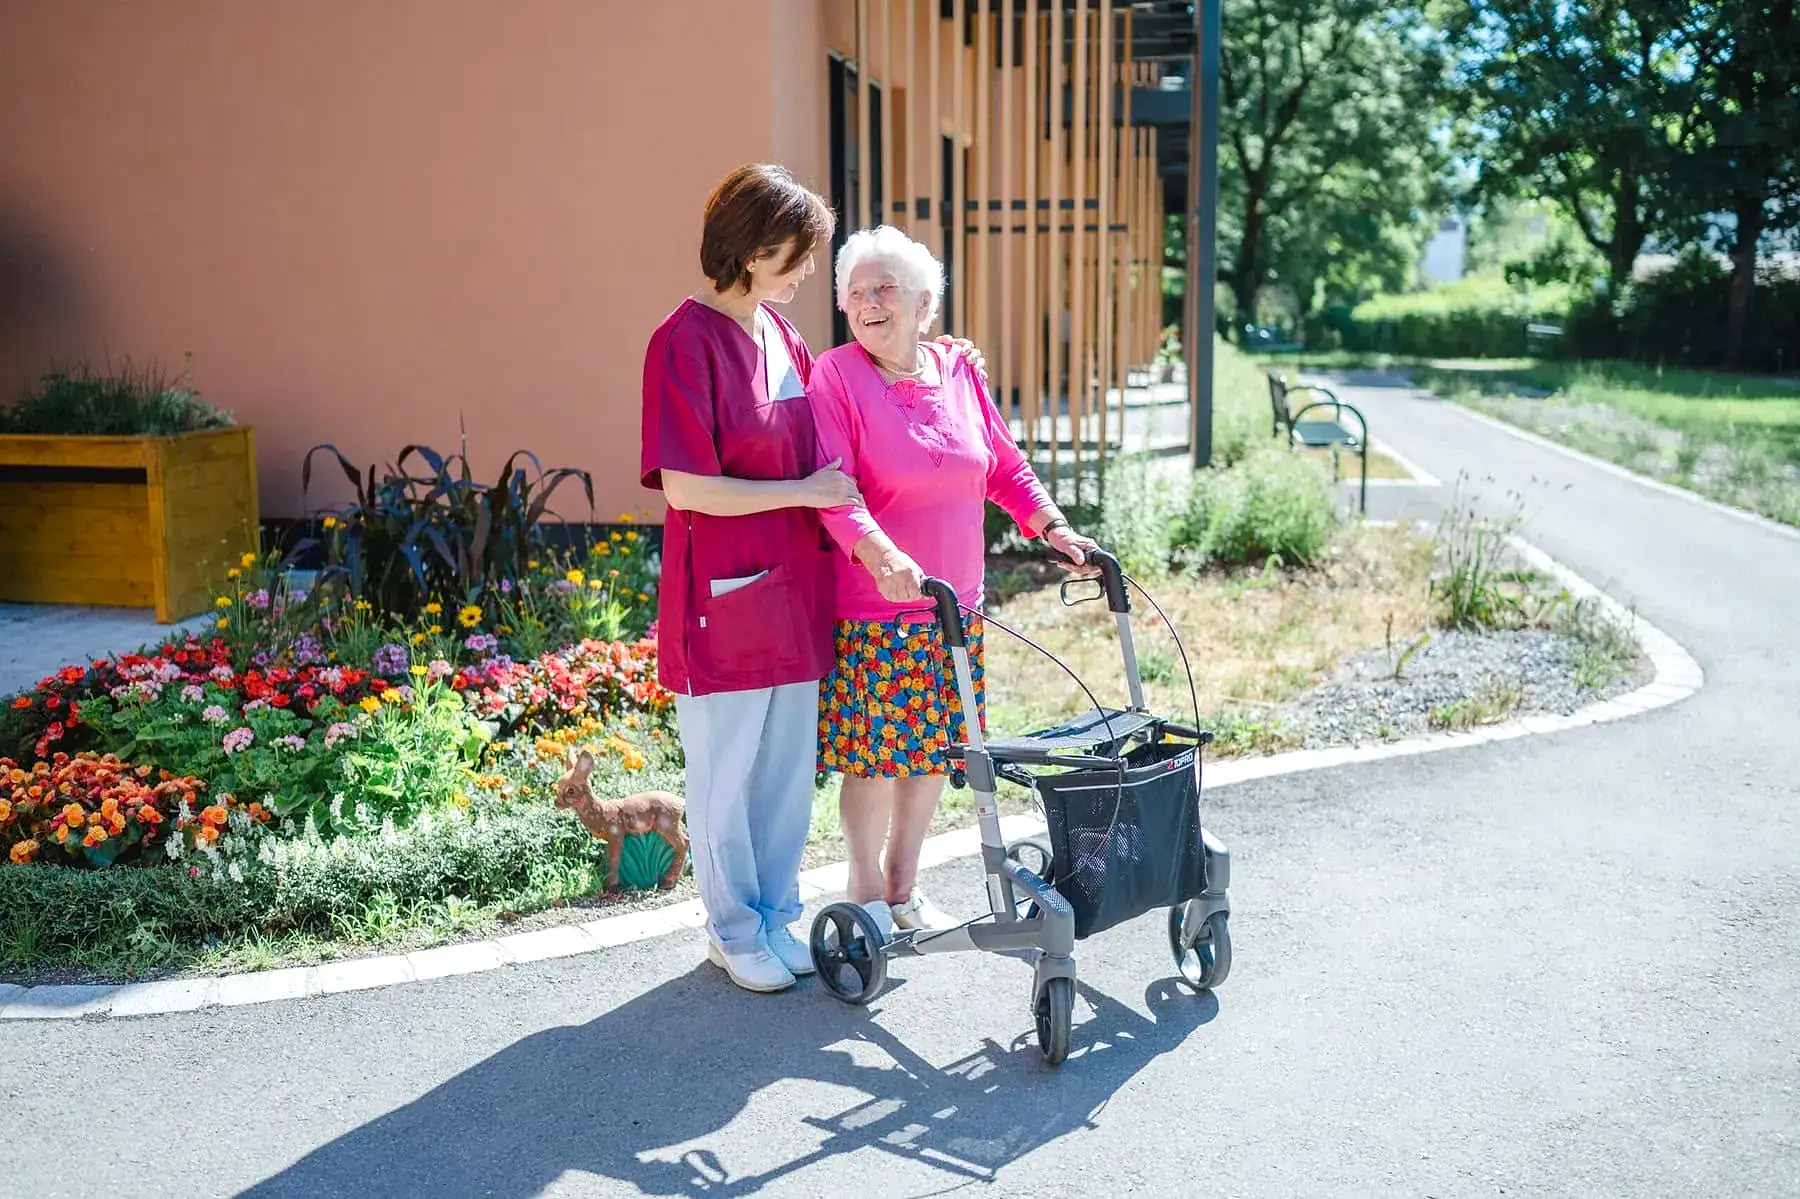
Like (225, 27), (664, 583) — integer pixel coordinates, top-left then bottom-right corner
(852, 530), (927, 603)
(1030, 509), (1100, 572)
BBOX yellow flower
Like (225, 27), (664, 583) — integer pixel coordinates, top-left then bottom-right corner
(410, 632), (426, 646)
(227, 568), (241, 580)
(359, 696), (381, 713)
(354, 599), (373, 613)
(423, 602), (443, 616)
(637, 593), (649, 603)
(587, 579), (604, 591)
(565, 568), (585, 587)
(216, 618), (229, 630)
(497, 624), (513, 635)
(458, 605), (483, 628)
(528, 559), (540, 570)
(619, 513), (634, 524)
(625, 531), (638, 543)
(240, 552), (256, 569)
(452, 792), (471, 808)
(409, 664), (429, 678)
(381, 688), (403, 704)
(609, 532), (622, 543)
(321, 515), (339, 530)
(215, 596), (232, 609)
(429, 624), (442, 635)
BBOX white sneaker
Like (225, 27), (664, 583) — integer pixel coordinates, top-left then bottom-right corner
(890, 891), (958, 931)
(706, 938), (796, 993)
(765, 924), (817, 976)
(858, 899), (896, 939)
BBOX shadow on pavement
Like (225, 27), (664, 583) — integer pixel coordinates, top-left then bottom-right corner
(238, 969), (1216, 1197)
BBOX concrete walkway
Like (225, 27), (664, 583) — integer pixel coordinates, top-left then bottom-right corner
(0, 604), (212, 696)
(4, 372), (1798, 1196)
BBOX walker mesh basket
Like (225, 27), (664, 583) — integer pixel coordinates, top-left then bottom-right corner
(1036, 738), (1206, 941)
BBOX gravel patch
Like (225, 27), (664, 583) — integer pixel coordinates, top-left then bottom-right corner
(1283, 627), (1649, 748)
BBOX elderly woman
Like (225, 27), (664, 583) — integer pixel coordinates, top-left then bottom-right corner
(809, 226), (1098, 933)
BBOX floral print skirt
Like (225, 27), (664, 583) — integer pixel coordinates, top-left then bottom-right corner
(817, 615), (986, 778)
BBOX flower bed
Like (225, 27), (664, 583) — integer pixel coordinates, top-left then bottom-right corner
(0, 433), (679, 978)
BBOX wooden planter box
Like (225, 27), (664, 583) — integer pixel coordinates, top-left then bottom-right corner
(0, 428), (259, 623)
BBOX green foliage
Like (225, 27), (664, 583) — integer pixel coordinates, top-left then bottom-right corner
(1095, 457), (1189, 577)
(77, 685), (344, 814)
(1180, 448), (1338, 568)
(320, 679), (487, 834)
(0, 359), (232, 436)
(0, 803), (607, 968)
(1218, 0), (1452, 326)
(1346, 274), (1571, 357)
(302, 434), (595, 618)
(1564, 250), (1800, 373)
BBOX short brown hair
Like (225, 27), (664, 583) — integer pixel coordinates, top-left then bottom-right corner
(700, 164), (835, 294)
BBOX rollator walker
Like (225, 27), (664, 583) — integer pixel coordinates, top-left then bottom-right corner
(807, 549), (1233, 1066)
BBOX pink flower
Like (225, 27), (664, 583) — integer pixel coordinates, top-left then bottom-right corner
(324, 721), (357, 749)
(181, 684), (206, 703)
(201, 705), (230, 725)
(222, 727), (254, 754)
(274, 735), (307, 752)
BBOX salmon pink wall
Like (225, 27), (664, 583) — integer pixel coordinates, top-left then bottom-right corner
(0, 0), (835, 522)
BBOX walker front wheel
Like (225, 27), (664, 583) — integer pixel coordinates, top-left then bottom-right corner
(1170, 905), (1231, 991)
(1034, 976), (1074, 1066)
(811, 902), (888, 1006)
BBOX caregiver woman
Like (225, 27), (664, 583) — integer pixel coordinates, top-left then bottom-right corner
(810, 225), (1098, 934)
(641, 167), (986, 994)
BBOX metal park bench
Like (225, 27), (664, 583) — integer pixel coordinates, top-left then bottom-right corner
(1266, 371), (1370, 514)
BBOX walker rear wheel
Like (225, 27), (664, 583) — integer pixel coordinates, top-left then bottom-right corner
(811, 902), (889, 1006)
(1170, 905), (1230, 991)
(1034, 976), (1074, 1066)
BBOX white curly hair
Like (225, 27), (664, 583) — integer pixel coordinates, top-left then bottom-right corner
(834, 225), (946, 332)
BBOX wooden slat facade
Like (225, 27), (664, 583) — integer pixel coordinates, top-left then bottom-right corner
(835, 0), (1167, 497)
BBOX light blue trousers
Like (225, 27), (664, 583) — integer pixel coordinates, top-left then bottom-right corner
(674, 680), (819, 952)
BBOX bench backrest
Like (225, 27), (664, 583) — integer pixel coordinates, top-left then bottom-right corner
(1266, 371), (1292, 432)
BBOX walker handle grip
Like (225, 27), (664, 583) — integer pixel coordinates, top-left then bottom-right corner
(1083, 548), (1131, 615)
(922, 577), (966, 648)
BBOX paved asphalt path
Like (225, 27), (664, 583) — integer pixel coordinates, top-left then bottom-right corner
(4, 373), (1797, 1197)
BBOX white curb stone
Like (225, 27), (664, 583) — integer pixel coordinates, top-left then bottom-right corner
(495, 924), (599, 965)
(1, 533), (1706, 1019)
(405, 941), (508, 982)
(0, 984), (119, 1019)
(212, 967), (318, 1007)
(317, 956), (417, 995)
(108, 978), (216, 1017)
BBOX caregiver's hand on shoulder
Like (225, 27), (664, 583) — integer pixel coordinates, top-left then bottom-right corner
(935, 336), (989, 385)
(799, 459), (863, 509)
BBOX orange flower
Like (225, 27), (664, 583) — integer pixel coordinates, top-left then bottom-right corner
(137, 806), (164, 826)
(199, 804), (230, 829)
(82, 825), (106, 848)
(99, 797), (120, 820)
(0, 799), (10, 823)
(195, 825), (219, 846)
(9, 695), (30, 710)
(9, 839), (38, 865)
(61, 802), (86, 828)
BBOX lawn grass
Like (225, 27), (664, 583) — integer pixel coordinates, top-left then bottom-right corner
(981, 523), (1436, 753)
(1409, 359), (1800, 526)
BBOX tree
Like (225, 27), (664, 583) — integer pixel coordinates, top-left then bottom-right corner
(1216, 0), (1451, 332)
(1685, 1), (1800, 367)
(1450, 1), (1712, 296)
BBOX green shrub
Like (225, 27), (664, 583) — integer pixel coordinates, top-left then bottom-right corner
(1096, 456), (1189, 576)
(1180, 448), (1337, 567)
(0, 803), (610, 966)
(1345, 275), (1570, 358)
(302, 437), (596, 619)
(0, 360), (232, 436)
